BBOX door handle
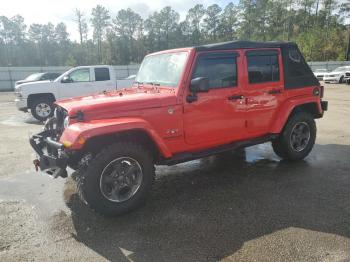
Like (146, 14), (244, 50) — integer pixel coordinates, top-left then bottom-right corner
(267, 89), (282, 94)
(228, 95), (244, 100)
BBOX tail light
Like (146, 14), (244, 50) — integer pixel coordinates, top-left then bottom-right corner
(313, 86), (323, 98)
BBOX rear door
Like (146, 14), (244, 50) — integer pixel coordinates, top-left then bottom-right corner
(243, 49), (284, 135)
(93, 67), (116, 93)
(183, 51), (246, 145)
(58, 68), (95, 99)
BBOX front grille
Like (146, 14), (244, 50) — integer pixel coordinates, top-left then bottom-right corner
(54, 106), (67, 136)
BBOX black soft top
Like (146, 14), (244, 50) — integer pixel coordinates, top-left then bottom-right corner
(194, 40), (319, 89)
(195, 40), (296, 51)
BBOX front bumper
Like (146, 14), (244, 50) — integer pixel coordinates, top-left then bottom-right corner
(323, 76), (340, 83)
(15, 97), (28, 111)
(30, 130), (68, 178)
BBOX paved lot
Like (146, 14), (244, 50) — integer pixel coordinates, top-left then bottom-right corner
(0, 84), (350, 261)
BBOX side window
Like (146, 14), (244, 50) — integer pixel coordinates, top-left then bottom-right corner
(247, 53), (280, 84)
(192, 53), (237, 89)
(286, 47), (310, 77)
(69, 69), (90, 82)
(95, 68), (110, 81)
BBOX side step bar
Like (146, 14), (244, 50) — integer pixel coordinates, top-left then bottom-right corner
(160, 134), (278, 166)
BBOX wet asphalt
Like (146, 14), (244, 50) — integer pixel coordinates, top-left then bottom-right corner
(0, 85), (350, 261)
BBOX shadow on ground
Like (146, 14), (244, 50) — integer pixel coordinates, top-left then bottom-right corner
(64, 144), (350, 261)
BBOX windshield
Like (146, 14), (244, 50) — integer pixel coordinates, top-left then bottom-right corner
(25, 73), (44, 81)
(135, 52), (188, 87)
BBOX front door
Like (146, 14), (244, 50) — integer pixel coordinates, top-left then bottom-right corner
(59, 68), (95, 99)
(183, 51), (246, 146)
(243, 49), (285, 136)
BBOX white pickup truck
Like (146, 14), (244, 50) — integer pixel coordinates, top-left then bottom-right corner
(15, 65), (123, 121)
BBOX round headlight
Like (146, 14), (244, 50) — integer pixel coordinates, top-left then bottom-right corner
(63, 116), (70, 128)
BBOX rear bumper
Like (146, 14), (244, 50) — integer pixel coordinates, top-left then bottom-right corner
(29, 130), (68, 178)
(321, 101), (328, 111)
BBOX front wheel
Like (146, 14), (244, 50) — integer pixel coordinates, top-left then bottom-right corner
(30, 98), (54, 121)
(339, 76), (344, 84)
(272, 112), (316, 161)
(77, 142), (155, 216)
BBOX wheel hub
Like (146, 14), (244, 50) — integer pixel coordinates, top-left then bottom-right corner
(290, 122), (311, 152)
(99, 157), (143, 202)
(35, 103), (51, 118)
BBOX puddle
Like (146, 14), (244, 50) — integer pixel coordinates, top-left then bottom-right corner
(0, 170), (68, 219)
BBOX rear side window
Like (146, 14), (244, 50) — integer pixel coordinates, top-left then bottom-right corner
(95, 68), (110, 81)
(286, 47), (310, 77)
(247, 52), (280, 84)
(192, 52), (237, 89)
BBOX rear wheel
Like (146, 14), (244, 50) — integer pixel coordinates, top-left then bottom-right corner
(272, 112), (316, 161)
(77, 142), (155, 216)
(30, 98), (54, 121)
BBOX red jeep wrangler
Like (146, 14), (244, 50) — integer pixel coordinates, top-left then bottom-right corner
(30, 41), (328, 216)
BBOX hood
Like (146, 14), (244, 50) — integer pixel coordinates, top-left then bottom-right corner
(16, 79), (48, 86)
(16, 80), (51, 89)
(56, 87), (177, 120)
(15, 80), (54, 94)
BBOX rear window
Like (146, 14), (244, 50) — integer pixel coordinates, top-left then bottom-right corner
(286, 47), (310, 77)
(94, 68), (110, 81)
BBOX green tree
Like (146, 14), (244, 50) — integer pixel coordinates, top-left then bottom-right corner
(203, 4), (222, 41)
(91, 5), (110, 63)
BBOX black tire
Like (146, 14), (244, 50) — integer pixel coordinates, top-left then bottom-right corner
(272, 112), (316, 161)
(77, 142), (155, 216)
(339, 76), (344, 84)
(30, 98), (54, 121)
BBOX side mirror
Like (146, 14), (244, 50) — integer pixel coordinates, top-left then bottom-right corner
(61, 75), (72, 83)
(190, 77), (210, 93)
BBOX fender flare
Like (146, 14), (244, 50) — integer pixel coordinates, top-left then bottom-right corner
(59, 117), (172, 158)
(270, 96), (322, 134)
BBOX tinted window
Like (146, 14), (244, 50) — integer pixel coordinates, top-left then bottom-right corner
(48, 73), (60, 79)
(247, 54), (280, 83)
(40, 73), (51, 80)
(69, 69), (90, 82)
(286, 47), (310, 77)
(192, 53), (237, 89)
(95, 68), (110, 81)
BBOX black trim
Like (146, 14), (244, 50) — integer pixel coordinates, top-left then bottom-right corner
(321, 101), (328, 111)
(30, 130), (68, 177)
(159, 134), (278, 166)
(246, 50), (279, 56)
(195, 40), (295, 51)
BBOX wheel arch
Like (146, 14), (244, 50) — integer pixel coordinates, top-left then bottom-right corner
(270, 98), (322, 134)
(27, 93), (56, 108)
(60, 119), (173, 166)
(81, 129), (164, 162)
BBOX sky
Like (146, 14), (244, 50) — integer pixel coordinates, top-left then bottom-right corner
(1, 0), (233, 41)
(1, 0), (348, 41)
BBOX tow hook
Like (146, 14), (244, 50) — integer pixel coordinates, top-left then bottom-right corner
(33, 159), (40, 171)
